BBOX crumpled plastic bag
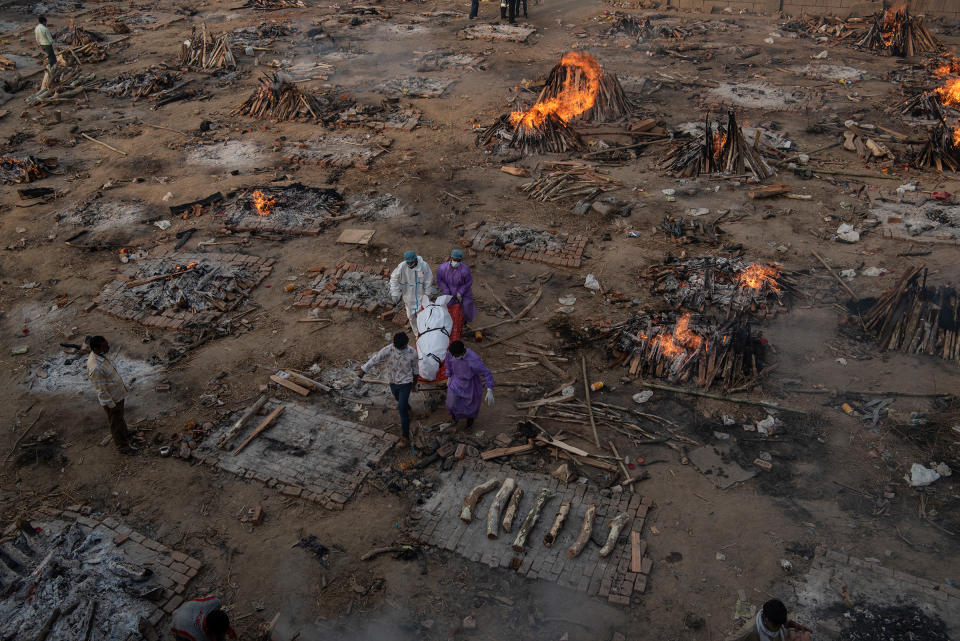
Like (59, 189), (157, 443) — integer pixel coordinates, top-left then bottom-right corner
(584, 274), (601, 291)
(906, 463), (941, 487)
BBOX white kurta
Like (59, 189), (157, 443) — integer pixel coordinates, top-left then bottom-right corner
(389, 257), (433, 336)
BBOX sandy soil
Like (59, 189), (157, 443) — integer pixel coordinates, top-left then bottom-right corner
(2, 0), (960, 639)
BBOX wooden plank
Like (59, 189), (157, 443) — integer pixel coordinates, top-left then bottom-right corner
(631, 531), (647, 573)
(270, 375), (310, 396)
(515, 395), (573, 410)
(535, 435), (590, 457)
(555, 451), (618, 472)
(283, 370), (332, 392)
(481, 442), (535, 460)
(336, 229), (376, 245)
(233, 405), (285, 455)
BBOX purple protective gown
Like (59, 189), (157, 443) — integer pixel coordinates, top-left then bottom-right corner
(435, 261), (476, 323)
(444, 348), (494, 420)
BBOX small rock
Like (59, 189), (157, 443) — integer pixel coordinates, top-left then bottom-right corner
(462, 616), (476, 630)
(551, 463), (575, 483)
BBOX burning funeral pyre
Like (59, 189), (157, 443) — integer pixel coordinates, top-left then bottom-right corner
(642, 257), (792, 316)
(221, 183), (344, 235)
(612, 312), (766, 390)
(0, 156), (56, 184)
(99, 70), (181, 98)
(178, 23), (237, 71)
(913, 123), (960, 171)
(659, 111), (774, 181)
(232, 73), (328, 121)
(856, 4), (942, 57)
(863, 265), (960, 364)
(481, 52), (632, 155)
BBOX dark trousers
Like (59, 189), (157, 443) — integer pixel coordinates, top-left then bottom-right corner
(390, 383), (412, 440)
(104, 400), (129, 449)
(40, 44), (55, 67)
(470, 0), (479, 19)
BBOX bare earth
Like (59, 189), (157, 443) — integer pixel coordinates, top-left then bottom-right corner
(2, 0), (960, 640)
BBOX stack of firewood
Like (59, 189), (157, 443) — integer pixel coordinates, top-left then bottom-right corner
(510, 113), (583, 155)
(231, 73), (326, 121)
(612, 313), (766, 390)
(890, 90), (945, 121)
(864, 266), (960, 363)
(178, 24), (237, 71)
(659, 111), (774, 181)
(912, 124), (960, 172)
(605, 12), (650, 37)
(520, 165), (619, 202)
(856, 7), (942, 57)
(55, 23), (104, 47)
(534, 55), (632, 123)
(59, 42), (109, 66)
(241, 0), (304, 9)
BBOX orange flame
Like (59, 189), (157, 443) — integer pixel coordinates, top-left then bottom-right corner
(712, 132), (727, 159)
(175, 261), (199, 272)
(652, 313), (703, 359)
(509, 52), (602, 130)
(936, 77), (960, 108)
(953, 126), (960, 148)
(252, 190), (276, 216)
(737, 263), (781, 291)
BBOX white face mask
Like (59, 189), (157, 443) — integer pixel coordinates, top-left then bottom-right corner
(450, 260), (461, 269)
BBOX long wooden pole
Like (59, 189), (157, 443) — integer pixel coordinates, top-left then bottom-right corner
(581, 355), (601, 447)
(812, 251), (858, 300)
(233, 405), (285, 455)
(81, 133), (128, 156)
(638, 382), (807, 414)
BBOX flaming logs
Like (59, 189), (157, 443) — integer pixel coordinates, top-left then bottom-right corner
(913, 123), (960, 172)
(613, 313), (767, 390)
(863, 265), (960, 364)
(660, 111), (773, 181)
(0, 156), (51, 184)
(510, 112), (584, 155)
(856, 6), (942, 57)
(232, 73), (326, 122)
(178, 24), (237, 71)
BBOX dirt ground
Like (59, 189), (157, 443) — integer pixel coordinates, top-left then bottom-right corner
(2, 0), (960, 639)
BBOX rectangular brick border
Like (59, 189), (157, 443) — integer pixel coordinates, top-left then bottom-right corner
(294, 261), (402, 324)
(464, 226), (586, 268)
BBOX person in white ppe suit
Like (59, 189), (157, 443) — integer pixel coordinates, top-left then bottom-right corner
(390, 250), (433, 338)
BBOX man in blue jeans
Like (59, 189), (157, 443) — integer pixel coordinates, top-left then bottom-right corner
(359, 332), (419, 448)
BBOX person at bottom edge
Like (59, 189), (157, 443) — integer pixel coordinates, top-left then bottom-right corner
(444, 340), (494, 429)
(725, 599), (812, 641)
(359, 331), (419, 449)
(170, 595), (236, 641)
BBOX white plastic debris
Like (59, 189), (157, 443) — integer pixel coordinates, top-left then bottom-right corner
(907, 463), (941, 487)
(561, 386), (575, 397)
(584, 274), (601, 291)
(836, 358), (847, 366)
(632, 390), (654, 404)
(839, 269), (857, 280)
(813, 50), (828, 59)
(764, 37), (775, 44)
(934, 462), (952, 477)
(162, 191), (174, 202)
(780, 559), (793, 572)
(713, 431), (730, 441)
(722, 415), (736, 426)
(836, 223), (860, 243)
(154, 220), (172, 230)
(862, 267), (888, 277)
(558, 295), (577, 306)
(896, 183), (919, 194)
(716, 552), (727, 561)
(686, 207), (710, 217)
(756, 415), (776, 436)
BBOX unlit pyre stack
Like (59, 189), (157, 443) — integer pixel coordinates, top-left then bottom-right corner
(913, 123), (960, 172)
(856, 7), (942, 57)
(179, 23), (237, 71)
(612, 313), (766, 390)
(0, 156), (51, 184)
(890, 90), (945, 122)
(659, 111), (774, 181)
(232, 73), (326, 121)
(55, 24), (104, 47)
(605, 13), (650, 37)
(863, 265), (960, 364)
(520, 165), (620, 202)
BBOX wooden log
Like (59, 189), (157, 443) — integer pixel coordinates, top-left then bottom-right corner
(217, 394), (268, 449)
(233, 405), (285, 456)
(81, 133), (128, 156)
(512, 488), (552, 553)
(501, 487), (524, 533)
(598, 513), (631, 558)
(638, 382), (806, 414)
(486, 478), (516, 539)
(567, 503), (596, 558)
(581, 355), (601, 447)
(812, 251), (858, 301)
(270, 374), (310, 396)
(543, 501), (571, 547)
(748, 184), (790, 199)
(284, 370), (332, 392)
(481, 442), (535, 460)
(630, 531), (646, 572)
(459, 478), (499, 523)
(34, 607), (61, 641)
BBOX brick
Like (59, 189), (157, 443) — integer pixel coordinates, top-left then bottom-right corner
(149, 608), (165, 627)
(640, 557), (653, 576)
(634, 573), (648, 594)
(171, 551), (188, 564)
(163, 595), (184, 614)
(113, 533), (129, 545)
(171, 562), (189, 574)
(186, 567), (198, 578)
(280, 486), (303, 498)
(172, 571), (190, 585)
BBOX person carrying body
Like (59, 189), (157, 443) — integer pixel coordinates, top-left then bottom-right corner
(444, 340), (494, 429)
(435, 248), (476, 325)
(359, 332), (419, 448)
(390, 250), (433, 339)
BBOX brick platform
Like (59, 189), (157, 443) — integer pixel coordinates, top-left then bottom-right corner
(93, 249), (273, 332)
(193, 400), (398, 510)
(465, 224), (587, 268)
(220, 184), (342, 236)
(294, 261), (398, 321)
(407, 462), (653, 606)
(1, 506), (202, 641)
(280, 133), (392, 170)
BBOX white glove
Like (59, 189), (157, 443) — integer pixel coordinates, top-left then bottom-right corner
(484, 389), (494, 407)
(456, 293), (463, 302)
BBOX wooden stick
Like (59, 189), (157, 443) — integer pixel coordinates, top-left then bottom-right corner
(217, 395), (267, 449)
(284, 370), (332, 392)
(233, 405), (285, 455)
(599, 513), (630, 558)
(482, 320), (543, 348)
(82, 601), (97, 641)
(81, 132), (128, 156)
(581, 355), (601, 447)
(543, 501), (571, 547)
(812, 251), (858, 301)
(486, 478), (516, 539)
(484, 282), (517, 317)
(5, 409), (43, 462)
(567, 504), (596, 558)
(140, 121), (189, 136)
(512, 488), (552, 553)
(637, 382), (806, 414)
(608, 440), (634, 493)
(459, 478), (499, 523)
(125, 267), (196, 288)
(270, 374), (309, 396)
(34, 607), (61, 641)
(501, 487), (524, 533)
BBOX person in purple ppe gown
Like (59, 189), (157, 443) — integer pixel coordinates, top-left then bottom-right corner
(435, 249), (476, 324)
(444, 340), (494, 428)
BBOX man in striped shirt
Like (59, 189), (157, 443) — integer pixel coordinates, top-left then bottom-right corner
(86, 335), (136, 455)
(171, 595), (235, 641)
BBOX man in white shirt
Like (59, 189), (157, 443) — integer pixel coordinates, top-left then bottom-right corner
(389, 250), (433, 338)
(35, 16), (56, 69)
(358, 332), (418, 447)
